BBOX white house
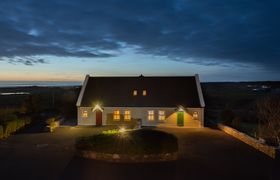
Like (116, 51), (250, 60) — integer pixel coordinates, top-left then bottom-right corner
(76, 74), (205, 128)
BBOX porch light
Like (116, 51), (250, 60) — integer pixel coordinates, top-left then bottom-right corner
(177, 105), (185, 112)
(92, 104), (103, 112)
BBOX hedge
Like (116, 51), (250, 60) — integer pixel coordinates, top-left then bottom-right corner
(1, 118), (31, 138)
(0, 125), (3, 139)
(76, 129), (178, 155)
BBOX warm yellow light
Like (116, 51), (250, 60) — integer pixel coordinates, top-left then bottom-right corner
(143, 90), (147, 96)
(148, 110), (154, 121)
(133, 90), (137, 96)
(119, 127), (126, 133)
(92, 104), (103, 112)
(177, 106), (185, 112)
(82, 111), (88, 117)
(124, 110), (131, 121)
(158, 110), (165, 120)
(113, 110), (120, 120)
(193, 112), (198, 120)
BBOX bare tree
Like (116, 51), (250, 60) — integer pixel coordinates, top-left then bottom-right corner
(256, 93), (280, 146)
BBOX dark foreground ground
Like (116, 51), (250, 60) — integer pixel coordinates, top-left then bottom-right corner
(0, 126), (278, 180)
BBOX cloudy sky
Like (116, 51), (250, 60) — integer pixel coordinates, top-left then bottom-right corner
(0, 0), (279, 82)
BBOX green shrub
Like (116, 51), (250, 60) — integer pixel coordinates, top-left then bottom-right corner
(0, 125), (3, 139)
(231, 117), (241, 129)
(76, 129), (178, 155)
(46, 117), (59, 132)
(2, 118), (31, 138)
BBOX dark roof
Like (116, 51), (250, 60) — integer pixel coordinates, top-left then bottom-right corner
(78, 76), (203, 107)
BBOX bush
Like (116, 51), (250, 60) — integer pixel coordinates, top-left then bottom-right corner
(0, 125), (3, 139)
(256, 94), (280, 146)
(76, 129), (178, 155)
(46, 117), (60, 132)
(231, 117), (241, 129)
(2, 118), (31, 138)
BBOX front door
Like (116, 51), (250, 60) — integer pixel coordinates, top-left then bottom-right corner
(177, 111), (184, 126)
(96, 110), (102, 126)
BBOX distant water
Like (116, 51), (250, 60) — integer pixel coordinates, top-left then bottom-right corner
(0, 81), (82, 88)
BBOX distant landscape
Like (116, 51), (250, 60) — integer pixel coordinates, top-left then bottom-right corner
(1, 81), (279, 140)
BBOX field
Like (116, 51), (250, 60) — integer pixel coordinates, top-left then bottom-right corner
(1, 81), (280, 136)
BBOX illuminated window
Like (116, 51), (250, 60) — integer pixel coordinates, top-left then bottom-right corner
(143, 90), (147, 96)
(158, 110), (165, 120)
(193, 112), (198, 120)
(113, 110), (120, 121)
(124, 110), (131, 121)
(148, 110), (154, 121)
(82, 111), (88, 118)
(133, 90), (137, 96)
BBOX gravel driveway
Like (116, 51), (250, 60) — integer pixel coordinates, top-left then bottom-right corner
(0, 126), (278, 180)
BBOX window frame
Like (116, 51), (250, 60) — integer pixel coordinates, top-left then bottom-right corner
(148, 110), (154, 121)
(142, 90), (147, 96)
(113, 110), (120, 121)
(133, 90), (137, 96)
(82, 110), (88, 118)
(124, 110), (131, 121)
(193, 111), (198, 120)
(158, 110), (165, 121)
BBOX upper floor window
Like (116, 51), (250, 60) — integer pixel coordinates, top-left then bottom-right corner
(113, 110), (120, 121)
(148, 110), (154, 121)
(124, 110), (131, 121)
(158, 110), (165, 120)
(82, 110), (88, 118)
(133, 90), (137, 96)
(143, 90), (147, 96)
(193, 112), (198, 120)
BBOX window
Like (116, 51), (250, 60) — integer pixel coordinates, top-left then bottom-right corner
(143, 90), (147, 96)
(82, 110), (88, 118)
(193, 112), (198, 120)
(158, 110), (165, 120)
(124, 110), (131, 121)
(113, 110), (120, 121)
(133, 90), (137, 96)
(148, 110), (154, 121)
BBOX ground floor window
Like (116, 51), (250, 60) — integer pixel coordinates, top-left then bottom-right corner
(158, 110), (165, 120)
(82, 110), (88, 118)
(124, 110), (131, 121)
(193, 111), (198, 120)
(148, 110), (154, 121)
(113, 110), (120, 121)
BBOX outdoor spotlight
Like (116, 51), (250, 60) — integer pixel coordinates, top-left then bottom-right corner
(119, 127), (126, 133)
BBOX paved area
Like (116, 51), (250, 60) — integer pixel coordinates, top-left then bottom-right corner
(0, 127), (278, 180)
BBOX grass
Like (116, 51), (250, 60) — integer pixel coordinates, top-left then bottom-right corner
(76, 128), (178, 155)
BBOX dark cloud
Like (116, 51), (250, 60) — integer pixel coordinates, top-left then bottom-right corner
(0, 0), (279, 69)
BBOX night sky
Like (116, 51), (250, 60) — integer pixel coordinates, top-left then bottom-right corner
(0, 0), (279, 82)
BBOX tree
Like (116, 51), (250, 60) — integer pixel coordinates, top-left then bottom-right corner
(60, 91), (78, 119)
(220, 106), (235, 126)
(21, 95), (42, 114)
(256, 93), (280, 146)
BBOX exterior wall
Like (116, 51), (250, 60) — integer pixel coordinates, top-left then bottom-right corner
(77, 106), (204, 127)
(77, 107), (96, 125)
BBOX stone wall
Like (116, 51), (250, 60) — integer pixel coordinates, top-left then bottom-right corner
(77, 150), (178, 163)
(218, 123), (279, 159)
